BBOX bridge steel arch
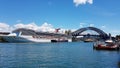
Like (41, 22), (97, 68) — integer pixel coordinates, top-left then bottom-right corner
(72, 27), (108, 39)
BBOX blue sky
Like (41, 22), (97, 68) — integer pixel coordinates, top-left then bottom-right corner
(0, 0), (120, 36)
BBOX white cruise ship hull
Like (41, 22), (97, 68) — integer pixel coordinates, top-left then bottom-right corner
(2, 36), (52, 43)
(2, 35), (72, 43)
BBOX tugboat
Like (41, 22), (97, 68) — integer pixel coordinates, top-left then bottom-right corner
(93, 41), (119, 51)
(93, 34), (119, 51)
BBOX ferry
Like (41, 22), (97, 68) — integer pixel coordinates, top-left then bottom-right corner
(2, 28), (72, 43)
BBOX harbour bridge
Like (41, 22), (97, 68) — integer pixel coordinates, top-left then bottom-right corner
(72, 27), (109, 41)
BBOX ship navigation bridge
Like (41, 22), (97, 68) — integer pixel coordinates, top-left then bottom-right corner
(72, 27), (109, 41)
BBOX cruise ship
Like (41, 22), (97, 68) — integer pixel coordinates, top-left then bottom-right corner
(2, 28), (72, 43)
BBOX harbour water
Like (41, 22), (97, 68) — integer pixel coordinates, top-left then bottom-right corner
(0, 42), (120, 68)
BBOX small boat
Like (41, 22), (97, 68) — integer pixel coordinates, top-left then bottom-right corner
(84, 38), (94, 42)
(93, 41), (119, 51)
(51, 39), (68, 42)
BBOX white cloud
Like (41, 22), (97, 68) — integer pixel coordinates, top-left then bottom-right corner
(0, 23), (9, 28)
(14, 22), (38, 30)
(73, 0), (93, 7)
(0, 22), (54, 33)
(80, 23), (94, 28)
(80, 23), (87, 28)
(89, 24), (94, 27)
(101, 25), (106, 28)
(13, 22), (55, 33)
(12, 22), (76, 34)
(0, 23), (11, 32)
(0, 22), (119, 36)
(38, 22), (55, 32)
